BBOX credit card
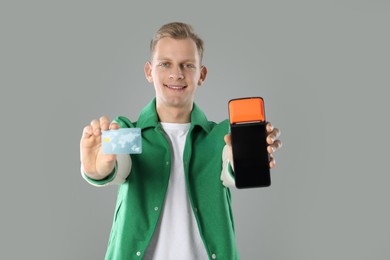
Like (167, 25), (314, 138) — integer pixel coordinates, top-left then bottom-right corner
(101, 128), (142, 154)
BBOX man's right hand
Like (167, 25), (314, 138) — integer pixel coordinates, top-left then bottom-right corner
(80, 116), (120, 180)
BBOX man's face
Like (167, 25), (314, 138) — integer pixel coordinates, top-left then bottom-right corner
(144, 37), (207, 111)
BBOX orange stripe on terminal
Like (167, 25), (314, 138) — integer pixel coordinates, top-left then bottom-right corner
(229, 98), (265, 124)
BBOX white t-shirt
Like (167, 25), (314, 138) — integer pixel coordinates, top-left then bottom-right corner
(143, 122), (209, 260)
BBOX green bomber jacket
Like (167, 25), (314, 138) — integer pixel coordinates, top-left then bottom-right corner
(83, 99), (238, 260)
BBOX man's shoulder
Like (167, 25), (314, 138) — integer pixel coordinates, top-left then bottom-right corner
(203, 119), (229, 136)
(209, 119), (229, 128)
(113, 116), (136, 128)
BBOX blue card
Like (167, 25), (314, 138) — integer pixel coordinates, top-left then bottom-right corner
(102, 128), (142, 154)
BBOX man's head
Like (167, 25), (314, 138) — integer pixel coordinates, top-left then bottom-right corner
(144, 22), (207, 121)
(150, 22), (204, 64)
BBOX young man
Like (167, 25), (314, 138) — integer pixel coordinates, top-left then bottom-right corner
(80, 22), (281, 260)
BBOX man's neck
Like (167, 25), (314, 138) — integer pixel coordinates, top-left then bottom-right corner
(156, 104), (192, 123)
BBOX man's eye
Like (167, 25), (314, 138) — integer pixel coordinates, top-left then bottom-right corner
(184, 64), (195, 69)
(159, 63), (169, 67)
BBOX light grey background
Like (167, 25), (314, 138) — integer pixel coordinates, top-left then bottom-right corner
(1, 0), (389, 259)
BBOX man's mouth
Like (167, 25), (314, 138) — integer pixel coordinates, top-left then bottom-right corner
(164, 84), (187, 90)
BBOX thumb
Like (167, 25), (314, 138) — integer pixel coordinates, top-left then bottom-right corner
(224, 134), (232, 146)
(109, 122), (120, 130)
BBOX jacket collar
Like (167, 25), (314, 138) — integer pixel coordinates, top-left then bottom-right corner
(136, 98), (211, 133)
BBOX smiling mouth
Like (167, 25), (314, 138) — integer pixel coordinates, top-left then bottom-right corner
(164, 84), (187, 90)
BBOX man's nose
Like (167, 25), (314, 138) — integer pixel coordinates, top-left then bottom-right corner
(169, 66), (184, 79)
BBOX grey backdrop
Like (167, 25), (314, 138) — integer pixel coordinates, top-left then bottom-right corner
(1, 0), (389, 259)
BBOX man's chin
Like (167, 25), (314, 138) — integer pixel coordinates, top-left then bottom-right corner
(159, 98), (194, 109)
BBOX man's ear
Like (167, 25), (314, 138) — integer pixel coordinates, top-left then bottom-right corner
(144, 62), (153, 83)
(198, 65), (207, 86)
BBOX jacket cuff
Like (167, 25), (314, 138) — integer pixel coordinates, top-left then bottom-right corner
(81, 154), (132, 187)
(221, 145), (236, 188)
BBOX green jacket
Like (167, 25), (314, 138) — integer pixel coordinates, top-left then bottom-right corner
(84, 99), (238, 259)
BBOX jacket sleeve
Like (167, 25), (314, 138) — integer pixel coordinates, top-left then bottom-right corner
(81, 154), (132, 187)
(220, 145), (236, 188)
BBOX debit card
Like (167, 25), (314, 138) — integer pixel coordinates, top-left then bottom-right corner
(101, 128), (142, 154)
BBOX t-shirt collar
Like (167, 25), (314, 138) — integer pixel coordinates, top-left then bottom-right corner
(136, 98), (211, 133)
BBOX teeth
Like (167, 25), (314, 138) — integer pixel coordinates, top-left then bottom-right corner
(166, 85), (185, 89)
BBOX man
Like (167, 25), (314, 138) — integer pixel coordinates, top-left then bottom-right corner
(80, 22), (281, 260)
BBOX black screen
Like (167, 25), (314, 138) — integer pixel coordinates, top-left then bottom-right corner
(231, 122), (271, 188)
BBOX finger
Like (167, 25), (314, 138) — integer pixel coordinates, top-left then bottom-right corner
(99, 116), (111, 131)
(269, 154), (276, 169)
(90, 119), (101, 136)
(224, 134), (232, 146)
(273, 127), (281, 138)
(109, 122), (120, 130)
(267, 128), (281, 144)
(268, 139), (282, 153)
(266, 135), (274, 145)
(82, 125), (93, 139)
(266, 122), (274, 133)
(267, 145), (274, 154)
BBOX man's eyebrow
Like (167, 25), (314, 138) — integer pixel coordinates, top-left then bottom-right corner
(183, 60), (197, 63)
(154, 57), (170, 61)
(154, 57), (197, 63)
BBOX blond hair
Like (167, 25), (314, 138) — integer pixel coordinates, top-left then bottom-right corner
(150, 22), (204, 63)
